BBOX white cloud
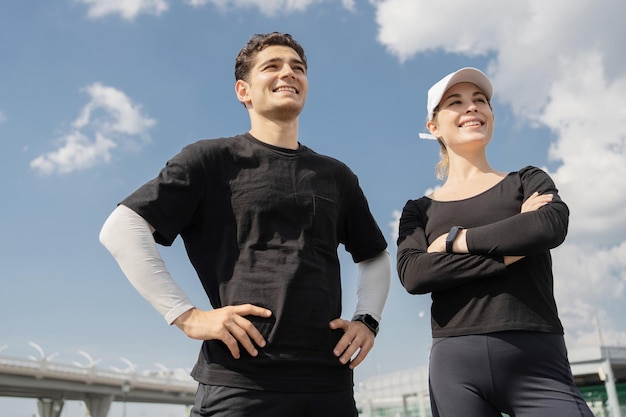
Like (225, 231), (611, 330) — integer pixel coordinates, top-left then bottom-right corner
(389, 209), (400, 244)
(31, 83), (155, 175)
(30, 132), (117, 175)
(74, 83), (156, 137)
(375, 0), (526, 63)
(77, 0), (358, 18)
(375, 0), (626, 349)
(78, 0), (168, 21)
(0, 110), (6, 123)
(374, 0), (626, 127)
(542, 53), (626, 244)
(184, 0), (320, 15)
(341, 0), (355, 11)
(554, 242), (626, 347)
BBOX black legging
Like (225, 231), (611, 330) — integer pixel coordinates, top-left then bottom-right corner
(429, 331), (594, 417)
(190, 384), (357, 417)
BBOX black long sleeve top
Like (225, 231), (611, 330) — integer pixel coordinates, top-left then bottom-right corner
(397, 166), (568, 337)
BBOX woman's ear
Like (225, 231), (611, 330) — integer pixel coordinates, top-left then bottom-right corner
(235, 79), (251, 107)
(426, 120), (438, 137)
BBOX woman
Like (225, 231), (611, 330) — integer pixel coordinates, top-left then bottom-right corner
(396, 67), (593, 417)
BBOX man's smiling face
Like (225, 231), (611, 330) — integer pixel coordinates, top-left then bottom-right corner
(237, 45), (308, 121)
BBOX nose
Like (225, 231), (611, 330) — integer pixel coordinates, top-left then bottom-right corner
(466, 103), (478, 113)
(279, 64), (296, 79)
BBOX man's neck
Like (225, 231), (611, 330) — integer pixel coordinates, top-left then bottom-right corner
(248, 115), (299, 150)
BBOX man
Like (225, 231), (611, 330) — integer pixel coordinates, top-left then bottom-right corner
(100, 32), (391, 417)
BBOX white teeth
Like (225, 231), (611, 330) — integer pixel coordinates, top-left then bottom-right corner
(276, 86), (296, 93)
(461, 121), (481, 127)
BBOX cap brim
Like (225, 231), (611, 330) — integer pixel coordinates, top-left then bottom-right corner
(427, 67), (493, 120)
(445, 68), (493, 101)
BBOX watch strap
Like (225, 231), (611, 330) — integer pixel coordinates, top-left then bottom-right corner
(352, 314), (379, 336)
(446, 226), (464, 253)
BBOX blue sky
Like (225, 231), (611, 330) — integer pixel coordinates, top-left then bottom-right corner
(2, 1), (626, 416)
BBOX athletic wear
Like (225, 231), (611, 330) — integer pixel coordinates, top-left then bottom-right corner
(429, 333), (593, 417)
(99, 205), (194, 324)
(121, 133), (388, 392)
(100, 204), (390, 325)
(191, 384), (357, 417)
(397, 166), (592, 416)
(397, 166), (566, 337)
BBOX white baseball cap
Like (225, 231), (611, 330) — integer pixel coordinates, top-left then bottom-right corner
(426, 67), (493, 121)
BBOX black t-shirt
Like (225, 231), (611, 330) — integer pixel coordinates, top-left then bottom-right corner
(397, 166), (566, 338)
(122, 133), (387, 392)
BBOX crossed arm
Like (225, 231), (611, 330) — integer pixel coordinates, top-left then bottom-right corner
(397, 187), (567, 294)
(428, 192), (554, 261)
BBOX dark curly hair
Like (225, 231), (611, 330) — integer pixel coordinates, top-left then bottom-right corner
(234, 32), (307, 83)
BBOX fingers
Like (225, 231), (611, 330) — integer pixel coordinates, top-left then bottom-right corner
(218, 323), (244, 359)
(348, 343), (372, 369)
(231, 303), (273, 318)
(230, 304), (272, 355)
(222, 305), (272, 358)
(176, 305), (272, 359)
(521, 192), (553, 213)
(228, 304), (271, 344)
(330, 319), (375, 369)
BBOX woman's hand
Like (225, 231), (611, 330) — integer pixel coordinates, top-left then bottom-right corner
(427, 233), (447, 253)
(427, 192), (551, 256)
(503, 192), (553, 266)
(521, 192), (552, 213)
(427, 229), (468, 253)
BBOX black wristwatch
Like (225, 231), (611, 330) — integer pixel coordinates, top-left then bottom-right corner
(446, 226), (465, 253)
(353, 314), (379, 336)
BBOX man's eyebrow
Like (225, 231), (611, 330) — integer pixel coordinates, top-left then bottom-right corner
(258, 57), (306, 68)
(258, 57), (279, 67)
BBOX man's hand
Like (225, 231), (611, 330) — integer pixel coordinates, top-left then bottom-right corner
(329, 318), (375, 369)
(173, 305), (272, 359)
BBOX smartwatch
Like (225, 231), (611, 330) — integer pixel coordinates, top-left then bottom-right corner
(445, 226), (465, 253)
(352, 314), (379, 336)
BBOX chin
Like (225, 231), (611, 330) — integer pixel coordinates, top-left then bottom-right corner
(273, 103), (304, 120)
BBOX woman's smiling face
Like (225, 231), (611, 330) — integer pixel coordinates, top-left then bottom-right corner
(427, 82), (494, 148)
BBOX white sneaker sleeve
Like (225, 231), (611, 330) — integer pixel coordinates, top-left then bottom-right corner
(99, 204), (195, 325)
(352, 250), (392, 322)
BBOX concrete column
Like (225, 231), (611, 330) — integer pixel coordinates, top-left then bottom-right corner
(403, 392), (417, 417)
(84, 394), (114, 417)
(601, 359), (622, 417)
(360, 397), (372, 417)
(37, 398), (64, 417)
(417, 391), (427, 417)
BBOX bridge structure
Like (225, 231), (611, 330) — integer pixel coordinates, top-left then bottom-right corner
(0, 343), (197, 417)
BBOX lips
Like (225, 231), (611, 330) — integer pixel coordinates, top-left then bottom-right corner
(459, 119), (482, 128)
(274, 86), (298, 94)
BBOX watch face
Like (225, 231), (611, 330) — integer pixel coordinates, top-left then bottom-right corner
(365, 315), (378, 329)
(447, 226), (459, 242)
(359, 314), (378, 330)
(446, 226), (462, 253)
(356, 314), (379, 333)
